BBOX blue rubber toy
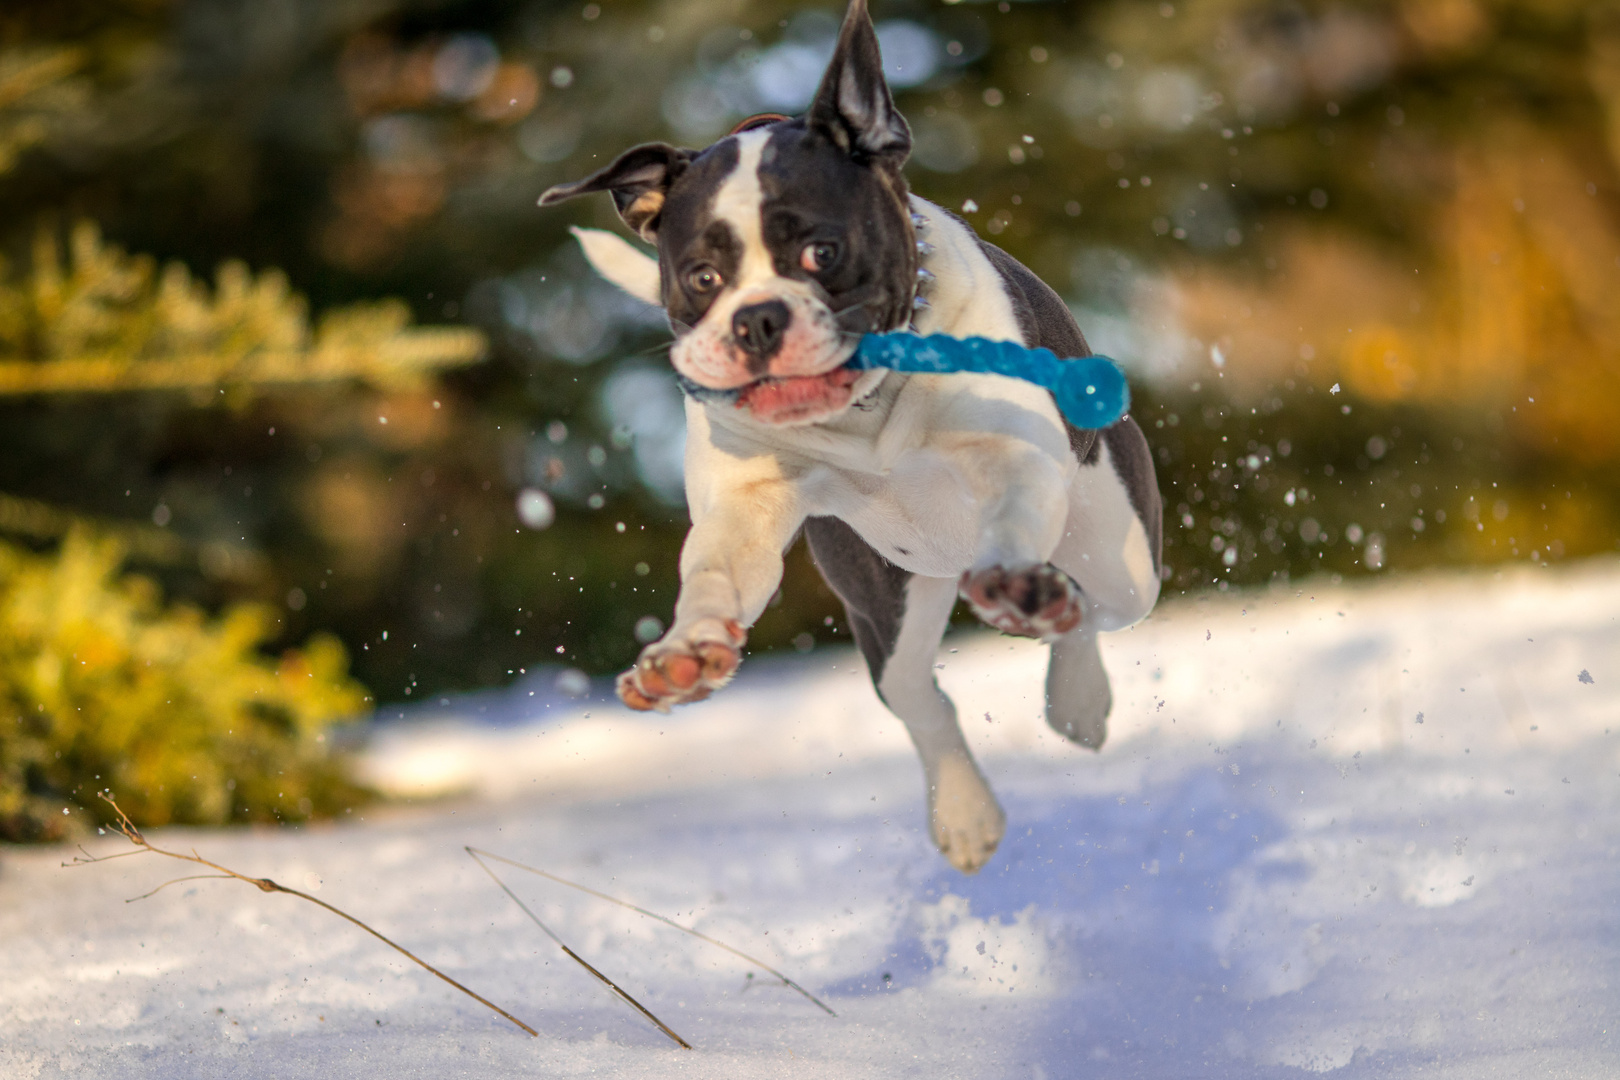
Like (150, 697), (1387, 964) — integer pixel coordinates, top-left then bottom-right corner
(849, 332), (1129, 430)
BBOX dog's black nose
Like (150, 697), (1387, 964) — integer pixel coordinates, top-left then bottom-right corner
(732, 300), (791, 364)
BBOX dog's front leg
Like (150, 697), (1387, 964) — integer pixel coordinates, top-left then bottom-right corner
(953, 439), (1084, 640)
(618, 448), (803, 713)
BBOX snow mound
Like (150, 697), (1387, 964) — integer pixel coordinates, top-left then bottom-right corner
(4, 561), (1618, 1078)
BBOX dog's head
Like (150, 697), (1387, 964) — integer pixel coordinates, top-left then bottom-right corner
(540, 0), (918, 426)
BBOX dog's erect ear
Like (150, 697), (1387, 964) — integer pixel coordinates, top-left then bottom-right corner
(538, 143), (692, 242)
(807, 0), (910, 162)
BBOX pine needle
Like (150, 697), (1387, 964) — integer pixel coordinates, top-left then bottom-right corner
(67, 794), (538, 1038)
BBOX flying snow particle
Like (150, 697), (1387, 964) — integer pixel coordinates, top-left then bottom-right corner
(516, 488), (556, 530)
(554, 668), (590, 697)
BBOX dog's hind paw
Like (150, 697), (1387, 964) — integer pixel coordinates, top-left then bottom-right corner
(929, 755), (1006, 875)
(617, 618), (745, 713)
(960, 563), (1082, 640)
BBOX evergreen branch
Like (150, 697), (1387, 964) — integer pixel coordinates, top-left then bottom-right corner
(0, 335), (485, 394)
(0, 47), (87, 173)
(0, 48), (84, 111)
(0, 223), (485, 396)
(0, 490), (266, 581)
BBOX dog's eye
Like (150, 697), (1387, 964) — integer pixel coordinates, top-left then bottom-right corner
(800, 242), (838, 272)
(686, 266), (722, 293)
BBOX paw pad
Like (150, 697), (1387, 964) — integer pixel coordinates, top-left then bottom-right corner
(960, 564), (1082, 640)
(617, 619), (745, 713)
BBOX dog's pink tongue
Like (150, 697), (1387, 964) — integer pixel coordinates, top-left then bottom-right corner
(738, 368), (860, 422)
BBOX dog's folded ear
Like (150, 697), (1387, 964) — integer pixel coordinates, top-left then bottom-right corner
(570, 226), (661, 307)
(808, 0), (910, 163)
(538, 143), (693, 242)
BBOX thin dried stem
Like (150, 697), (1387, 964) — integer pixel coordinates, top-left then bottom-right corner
(125, 873), (233, 901)
(466, 849), (691, 1050)
(68, 794), (538, 1038)
(69, 843), (147, 864)
(466, 846), (836, 1017)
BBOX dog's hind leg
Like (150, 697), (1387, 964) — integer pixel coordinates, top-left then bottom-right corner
(1046, 630), (1112, 749)
(882, 574), (1006, 873)
(805, 518), (1005, 874)
(1046, 418), (1163, 749)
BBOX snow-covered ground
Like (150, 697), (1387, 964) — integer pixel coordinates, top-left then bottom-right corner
(4, 561), (1619, 1078)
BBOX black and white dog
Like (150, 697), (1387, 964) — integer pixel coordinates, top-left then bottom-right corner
(540, 0), (1161, 874)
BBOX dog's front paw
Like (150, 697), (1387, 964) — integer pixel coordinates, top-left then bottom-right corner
(616, 618), (746, 713)
(960, 563), (1083, 640)
(929, 756), (1006, 875)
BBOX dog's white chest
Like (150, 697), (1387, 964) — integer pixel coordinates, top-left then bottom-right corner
(701, 370), (1074, 578)
(803, 451), (980, 576)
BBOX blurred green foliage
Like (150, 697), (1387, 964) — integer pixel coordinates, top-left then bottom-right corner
(0, 220), (484, 394)
(0, 531), (369, 843)
(0, 0), (1617, 723)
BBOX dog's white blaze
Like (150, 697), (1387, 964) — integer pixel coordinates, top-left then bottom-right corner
(711, 130), (774, 289)
(670, 128), (858, 400)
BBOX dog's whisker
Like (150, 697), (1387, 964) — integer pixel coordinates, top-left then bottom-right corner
(831, 307), (876, 336)
(622, 338), (676, 361)
(829, 297), (879, 319)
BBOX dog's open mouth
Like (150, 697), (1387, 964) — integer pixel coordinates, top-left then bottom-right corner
(680, 366), (864, 424)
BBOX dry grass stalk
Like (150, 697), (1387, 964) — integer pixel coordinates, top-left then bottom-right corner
(467, 849), (691, 1049)
(466, 846), (836, 1017)
(66, 794), (538, 1038)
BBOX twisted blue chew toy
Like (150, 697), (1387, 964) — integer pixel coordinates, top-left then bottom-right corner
(849, 333), (1129, 429)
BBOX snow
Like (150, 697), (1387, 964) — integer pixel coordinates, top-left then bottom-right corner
(4, 561), (1619, 1078)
